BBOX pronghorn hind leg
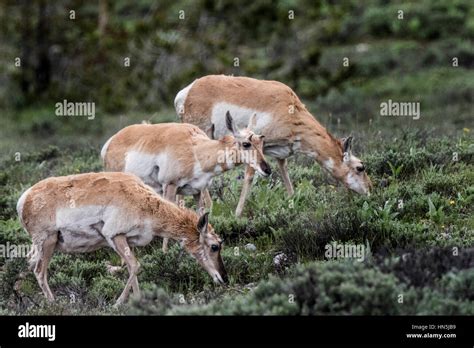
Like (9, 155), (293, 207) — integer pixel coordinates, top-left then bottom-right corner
(235, 165), (255, 217)
(165, 184), (178, 201)
(193, 192), (203, 214)
(193, 189), (212, 215)
(201, 189), (212, 210)
(112, 234), (140, 306)
(33, 232), (58, 301)
(123, 258), (140, 295)
(162, 184), (178, 252)
(131, 274), (139, 295)
(176, 194), (184, 207)
(277, 158), (294, 196)
(161, 238), (169, 253)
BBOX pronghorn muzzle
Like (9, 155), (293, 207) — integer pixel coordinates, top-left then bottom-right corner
(260, 160), (272, 177)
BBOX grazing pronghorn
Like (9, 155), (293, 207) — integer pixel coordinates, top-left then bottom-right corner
(101, 114), (270, 251)
(16, 172), (228, 305)
(175, 75), (372, 215)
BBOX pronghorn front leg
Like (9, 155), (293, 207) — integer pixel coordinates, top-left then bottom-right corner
(235, 165), (255, 217)
(162, 184), (178, 252)
(112, 234), (140, 306)
(277, 158), (294, 196)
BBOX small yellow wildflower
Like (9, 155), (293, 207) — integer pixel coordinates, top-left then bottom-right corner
(449, 200), (455, 205)
(463, 127), (470, 133)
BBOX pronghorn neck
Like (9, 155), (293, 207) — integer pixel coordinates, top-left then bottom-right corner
(220, 135), (242, 168)
(194, 135), (238, 174)
(150, 199), (200, 244)
(296, 112), (346, 179)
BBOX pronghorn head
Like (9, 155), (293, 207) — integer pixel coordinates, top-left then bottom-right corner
(224, 111), (272, 177)
(187, 212), (228, 285)
(335, 136), (372, 195)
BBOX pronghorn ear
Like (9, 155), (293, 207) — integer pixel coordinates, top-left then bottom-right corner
(247, 113), (257, 130)
(206, 124), (215, 139)
(225, 111), (238, 135)
(197, 212), (209, 235)
(342, 136), (353, 154)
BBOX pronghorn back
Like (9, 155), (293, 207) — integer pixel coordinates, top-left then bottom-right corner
(101, 123), (208, 172)
(176, 74), (311, 141)
(17, 172), (161, 232)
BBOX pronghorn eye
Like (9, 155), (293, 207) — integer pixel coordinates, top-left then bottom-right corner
(211, 244), (219, 252)
(356, 165), (365, 173)
(242, 142), (251, 149)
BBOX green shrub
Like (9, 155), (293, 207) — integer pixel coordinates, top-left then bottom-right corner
(89, 275), (125, 304)
(152, 261), (406, 315)
(375, 247), (474, 287)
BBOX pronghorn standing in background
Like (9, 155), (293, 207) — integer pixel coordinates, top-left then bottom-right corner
(175, 75), (372, 215)
(16, 172), (227, 305)
(101, 113), (270, 250)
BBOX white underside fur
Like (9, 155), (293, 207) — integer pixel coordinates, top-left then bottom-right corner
(55, 205), (154, 252)
(211, 102), (272, 138)
(124, 150), (214, 195)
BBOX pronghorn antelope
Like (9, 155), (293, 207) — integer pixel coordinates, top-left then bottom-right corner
(101, 115), (270, 250)
(175, 75), (372, 215)
(16, 172), (228, 305)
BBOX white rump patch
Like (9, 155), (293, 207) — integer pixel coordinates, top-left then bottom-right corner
(174, 81), (196, 118)
(211, 102), (272, 138)
(100, 136), (114, 160)
(16, 187), (33, 225)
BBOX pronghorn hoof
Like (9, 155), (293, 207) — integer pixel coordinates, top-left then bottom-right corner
(113, 299), (125, 308)
(106, 264), (123, 276)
